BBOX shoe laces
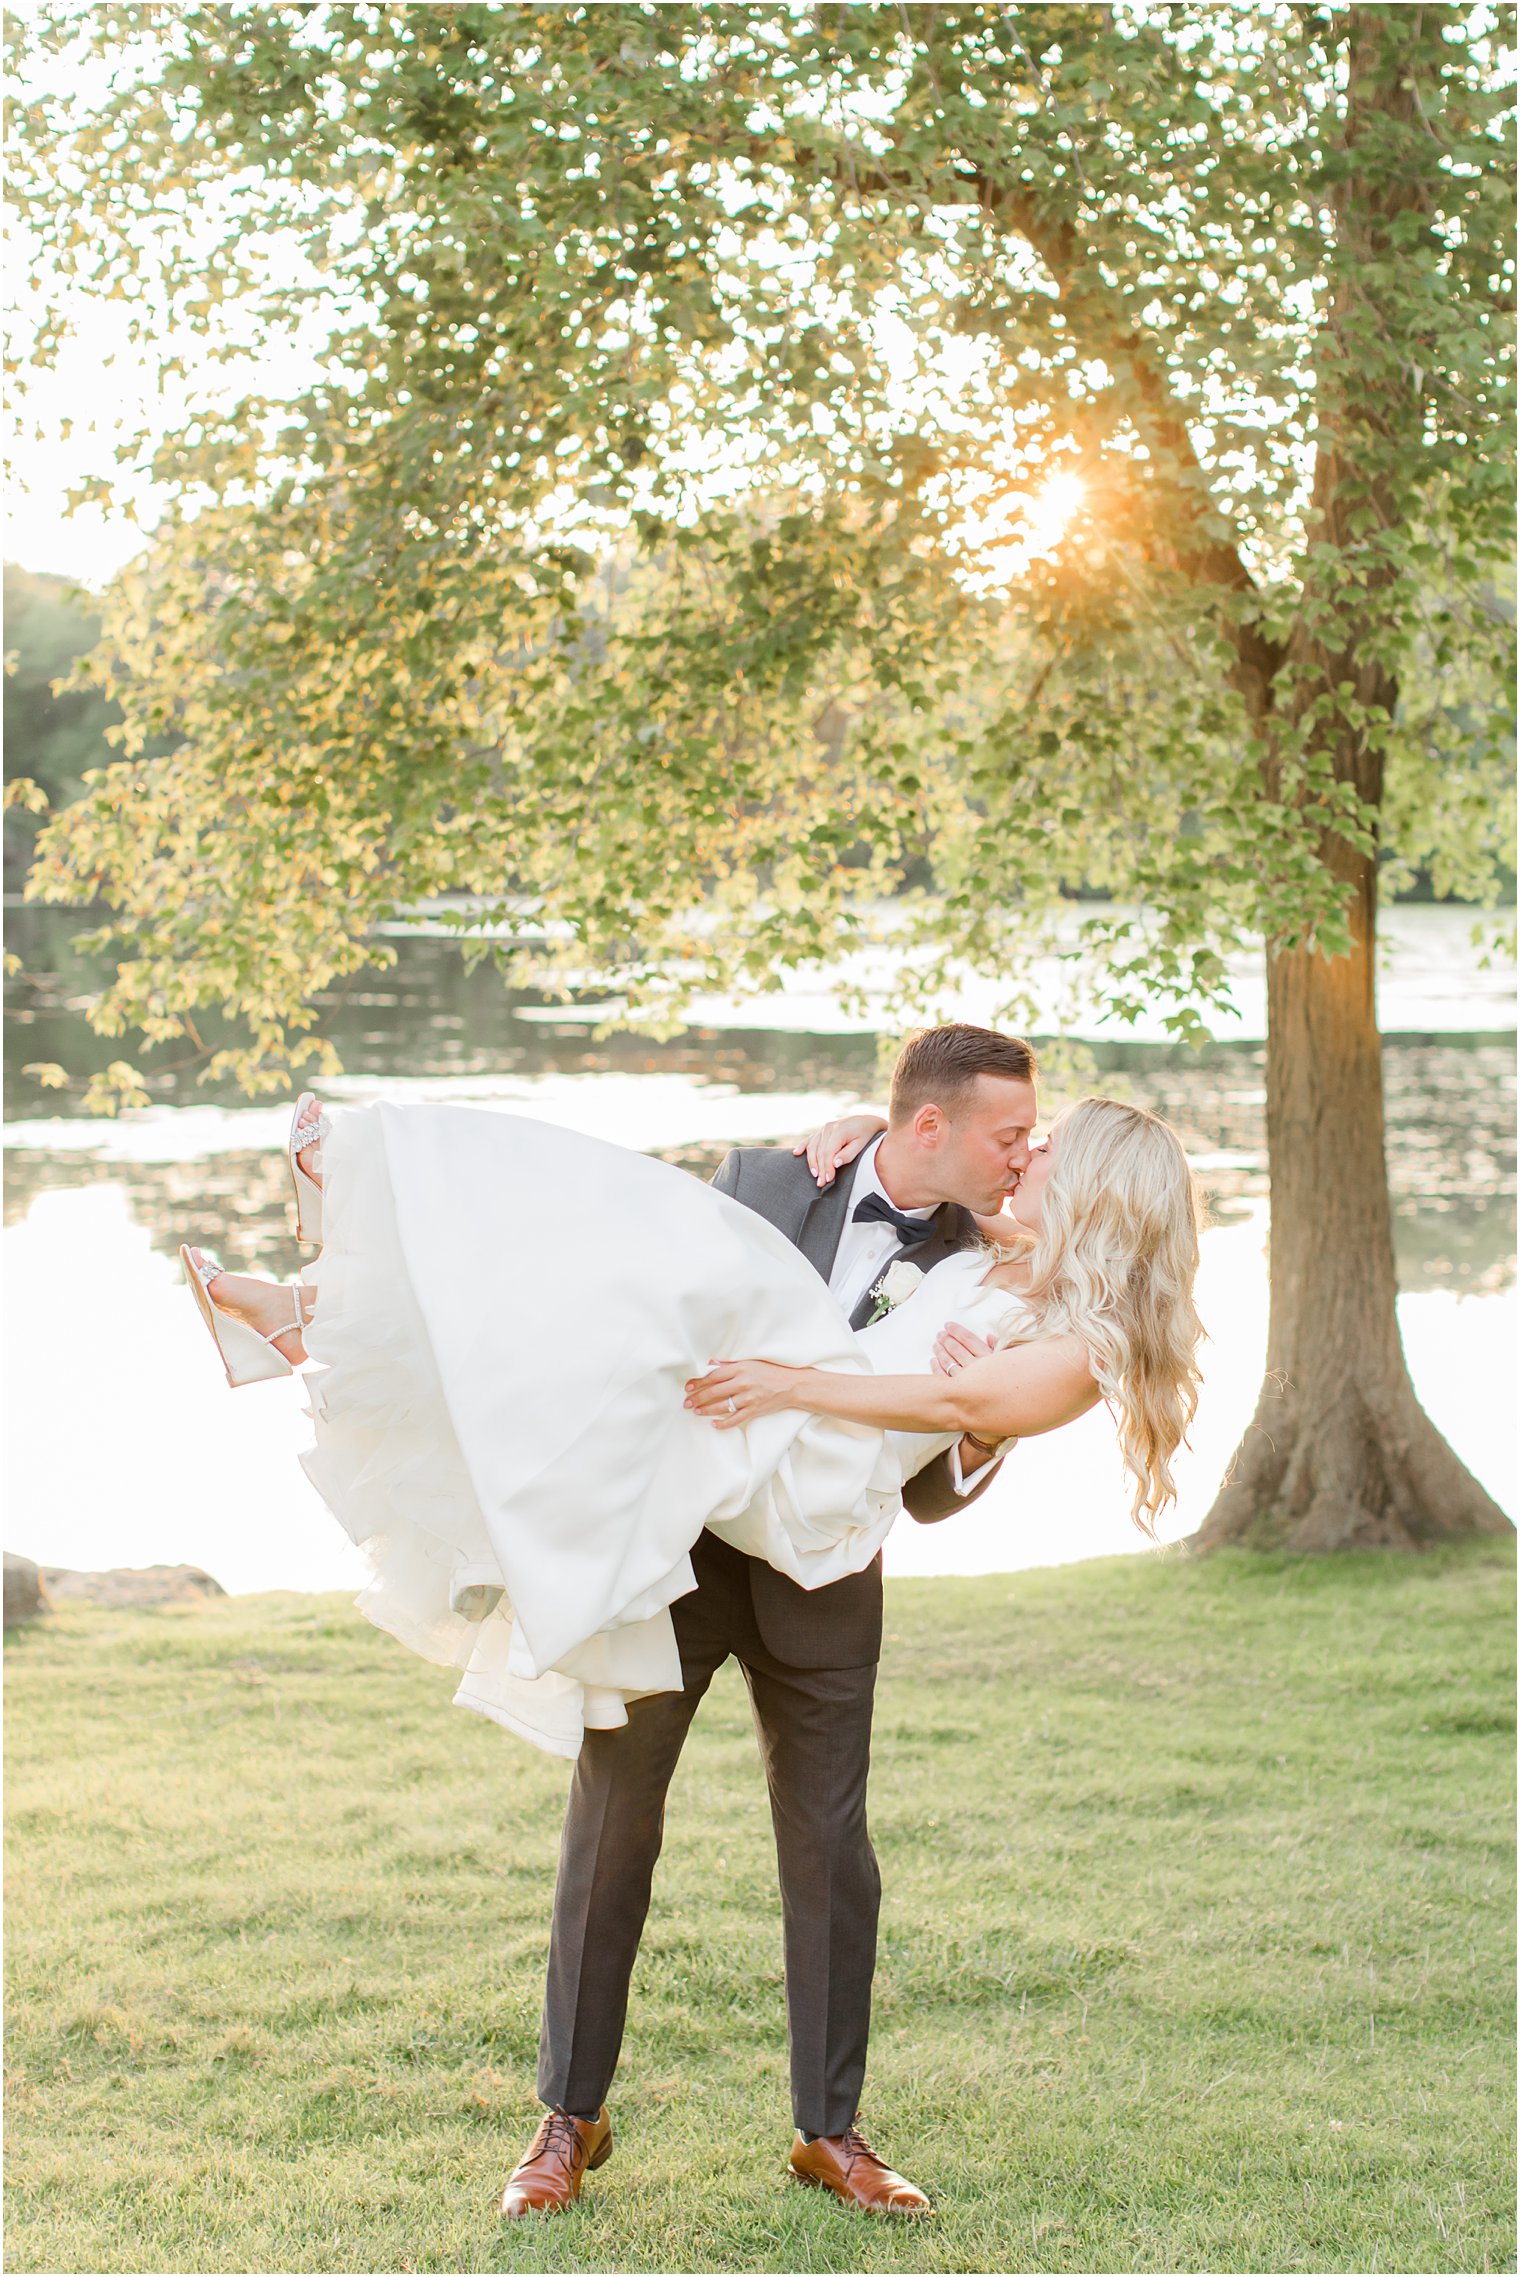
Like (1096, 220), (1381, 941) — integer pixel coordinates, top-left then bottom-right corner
(838, 2121), (878, 2171)
(533, 2108), (589, 2174)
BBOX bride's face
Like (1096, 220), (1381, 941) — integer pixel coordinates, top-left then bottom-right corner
(1006, 1123), (1058, 1233)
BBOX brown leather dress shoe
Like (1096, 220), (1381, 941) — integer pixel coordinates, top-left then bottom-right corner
(789, 2122), (933, 2216)
(499, 2106), (612, 2218)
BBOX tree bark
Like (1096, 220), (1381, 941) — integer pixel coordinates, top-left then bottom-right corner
(1197, 866), (1511, 1551)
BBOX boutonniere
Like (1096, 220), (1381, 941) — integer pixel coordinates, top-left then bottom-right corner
(867, 1260), (926, 1323)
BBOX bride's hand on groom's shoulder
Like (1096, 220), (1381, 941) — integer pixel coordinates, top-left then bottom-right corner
(793, 1110), (888, 1187)
(684, 1359), (798, 1427)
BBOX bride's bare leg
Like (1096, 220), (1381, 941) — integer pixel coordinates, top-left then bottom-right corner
(202, 1263), (314, 1366)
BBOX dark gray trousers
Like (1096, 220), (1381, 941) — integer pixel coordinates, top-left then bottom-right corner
(536, 1532), (881, 2138)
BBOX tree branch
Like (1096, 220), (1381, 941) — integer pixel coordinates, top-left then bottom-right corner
(819, 140), (1255, 575)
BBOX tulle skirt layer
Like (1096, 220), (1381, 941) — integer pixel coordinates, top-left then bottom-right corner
(299, 1106), (904, 1757)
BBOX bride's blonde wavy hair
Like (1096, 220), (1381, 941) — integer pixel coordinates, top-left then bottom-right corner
(996, 1097), (1204, 1532)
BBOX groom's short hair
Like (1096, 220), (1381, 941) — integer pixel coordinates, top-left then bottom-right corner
(888, 1024), (1038, 1123)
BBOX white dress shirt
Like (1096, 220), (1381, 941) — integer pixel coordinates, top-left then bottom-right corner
(829, 1136), (996, 1498)
(826, 1135), (938, 1319)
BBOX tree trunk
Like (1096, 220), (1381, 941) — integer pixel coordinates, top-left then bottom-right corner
(1198, 7), (1511, 1553)
(1197, 861), (1510, 1552)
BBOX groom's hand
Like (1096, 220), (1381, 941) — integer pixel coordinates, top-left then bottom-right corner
(932, 1321), (996, 1376)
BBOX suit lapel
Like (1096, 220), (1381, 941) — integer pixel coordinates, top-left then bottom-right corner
(797, 1155), (863, 1281)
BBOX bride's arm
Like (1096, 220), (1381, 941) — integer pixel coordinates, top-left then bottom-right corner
(685, 1338), (1097, 1445)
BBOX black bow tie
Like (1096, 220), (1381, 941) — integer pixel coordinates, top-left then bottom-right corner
(852, 1193), (940, 1246)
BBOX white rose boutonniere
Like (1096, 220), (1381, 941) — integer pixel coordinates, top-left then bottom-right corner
(867, 1259), (925, 1323)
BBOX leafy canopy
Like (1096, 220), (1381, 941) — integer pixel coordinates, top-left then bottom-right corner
(9, 2), (1515, 1106)
(2, 567), (121, 860)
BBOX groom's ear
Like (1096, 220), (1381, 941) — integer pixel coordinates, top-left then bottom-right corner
(912, 1103), (948, 1148)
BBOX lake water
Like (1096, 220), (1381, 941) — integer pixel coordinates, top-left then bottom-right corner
(4, 903), (1514, 1594)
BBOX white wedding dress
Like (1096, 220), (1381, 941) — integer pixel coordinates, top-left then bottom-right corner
(299, 1105), (1029, 1757)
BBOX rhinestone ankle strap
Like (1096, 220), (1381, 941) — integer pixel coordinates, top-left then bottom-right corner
(291, 1108), (330, 1151)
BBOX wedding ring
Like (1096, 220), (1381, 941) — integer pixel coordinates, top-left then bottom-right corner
(726, 1398), (737, 1415)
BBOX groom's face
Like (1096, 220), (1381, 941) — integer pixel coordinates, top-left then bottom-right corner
(922, 1073), (1038, 1212)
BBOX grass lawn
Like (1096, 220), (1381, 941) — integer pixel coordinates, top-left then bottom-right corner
(4, 1540), (1514, 2276)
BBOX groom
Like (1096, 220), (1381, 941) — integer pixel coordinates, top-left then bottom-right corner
(500, 1024), (1039, 2218)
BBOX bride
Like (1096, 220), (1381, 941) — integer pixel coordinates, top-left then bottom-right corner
(182, 1091), (1203, 1755)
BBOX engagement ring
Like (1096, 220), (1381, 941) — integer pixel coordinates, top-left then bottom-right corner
(726, 1398), (737, 1414)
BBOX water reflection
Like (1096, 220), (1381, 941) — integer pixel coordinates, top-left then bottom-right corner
(7, 1032), (1513, 1297)
(4, 905), (1514, 1593)
(7, 903), (888, 1118)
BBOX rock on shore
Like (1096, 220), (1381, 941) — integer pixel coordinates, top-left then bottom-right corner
(4, 1554), (47, 1628)
(6, 1560), (226, 1616)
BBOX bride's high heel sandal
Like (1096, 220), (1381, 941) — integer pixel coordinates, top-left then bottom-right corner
(181, 1246), (306, 1388)
(288, 1093), (330, 1246)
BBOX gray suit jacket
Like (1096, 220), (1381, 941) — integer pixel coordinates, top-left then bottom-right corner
(706, 1143), (1002, 1669)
